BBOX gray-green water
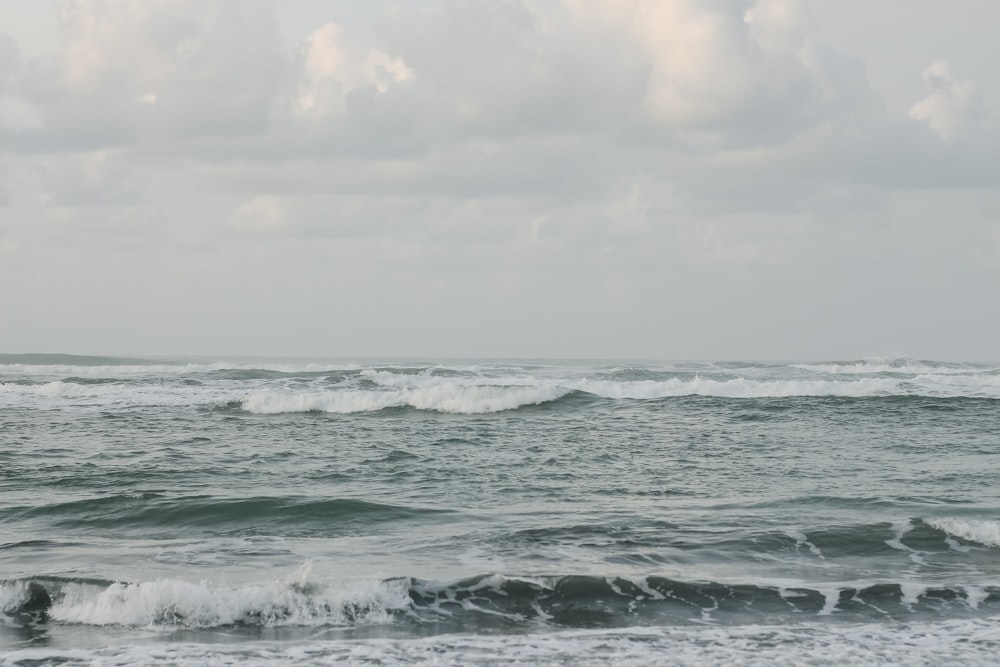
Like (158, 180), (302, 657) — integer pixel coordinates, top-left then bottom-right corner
(2, 355), (1000, 665)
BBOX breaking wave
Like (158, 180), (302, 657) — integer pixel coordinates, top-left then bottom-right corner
(241, 384), (572, 415)
(793, 358), (1000, 376)
(925, 518), (1000, 549)
(4, 358), (1000, 415)
(5, 571), (1000, 631)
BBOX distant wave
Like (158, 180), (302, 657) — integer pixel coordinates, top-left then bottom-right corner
(793, 358), (999, 376)
(0, 353), (160, 367)
(241, 383), (573, 415)
(4, 375), (1000, 414)
(360, 372), (1000, 401)
(0, 380), (237, 408)
(0, 361), (361, 379)
(4, 360), (1000, 414)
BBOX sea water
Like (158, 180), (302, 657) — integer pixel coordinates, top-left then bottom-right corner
(1, 355), (999, 665)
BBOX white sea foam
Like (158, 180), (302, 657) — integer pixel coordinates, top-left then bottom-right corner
(793, 358), (998, 376)
(360, 370), (994, 400)
(0, 380), (102, 399)
(926, 518), (1000, 548)
(913, 373), (1000, 393)
(7, 621), (1000, 666)
(0, 380), (238, 409)
(359, 369), (1000, 399)
(48, 574), (410, 628)
(241, 383), (570, 415)
(0, 582), (28, 617)
(242, 389), (398, 414)
(5, 361), (1000, 414)
(568, 377), (904, 399)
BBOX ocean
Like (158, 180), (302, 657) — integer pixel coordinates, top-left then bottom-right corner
(1, 354), (999, 665)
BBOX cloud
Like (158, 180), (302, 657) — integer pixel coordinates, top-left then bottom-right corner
(36, 150), (143, 206)
(0, 32), (21, 79)
(290, 21), (412, 118)
(909, 60), (979, 138)
(229, 195), (287, 234)
(2, 0), (284, 152)
(1, 0), (999, 359)
(745, 0), (815, 53)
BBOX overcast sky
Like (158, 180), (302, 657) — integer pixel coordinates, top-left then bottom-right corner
(1, 0), (997, 360)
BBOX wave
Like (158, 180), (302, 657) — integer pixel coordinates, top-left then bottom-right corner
(0, 358), (362, 380)
(0, 380), (239, 409)
(925, 518), (1000, 548)
(5, 366), (1000, 415)
(241, 384), (573, 415)
(572, 377), (905, 399)
(1, 566), (408, 629)
(361, 369), (1000, 400)
(490, 516), (1000, 569)
(793, 358), (999, 376)
(5, 571), (1000, 631)
(2, 496), (450, 537)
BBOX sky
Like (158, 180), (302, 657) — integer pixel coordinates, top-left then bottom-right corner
(0, 0), (997, 361)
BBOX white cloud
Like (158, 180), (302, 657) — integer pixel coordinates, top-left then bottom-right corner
(745, 0), (815, 53)
(294, 22), (351, 116)
(229, 195), (287, 234)
(0, 32), (21, 79)
(290, 21), (413, 118)
(36, 150), (142, 207)
(4, 0), (284, 149)
(909, 60), (978, 138)
(0, 94), (42, 130)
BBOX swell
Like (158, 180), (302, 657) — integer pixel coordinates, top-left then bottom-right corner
(489, 517), (1000, 564)
(0, 496), (451, 537)
(408, 574), (1000, 626)
(4, 573), (999, 631)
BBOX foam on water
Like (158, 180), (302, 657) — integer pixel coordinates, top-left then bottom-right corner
(570, 376), (905, 399)
(792, 358), (995, 375)
(926, 518), (1000, 548)
(6, 620), (1000, 667)
(241, 384), (571, 415)
(14, 571), (997, 632)
(47, 574), (410, 629)
(4, 359), (1000, 414)
(0, 380), (239, 409)
(0, 585), (28, 619)
(338, 370), (1000, 401)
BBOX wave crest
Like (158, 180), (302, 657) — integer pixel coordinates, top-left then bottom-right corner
(242, 384), (571, 415)
(7, 572), (1000, 630)
(925, 518), (1000, 548)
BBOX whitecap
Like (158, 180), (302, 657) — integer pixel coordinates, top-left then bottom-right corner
(925, 517), (1000, 548)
